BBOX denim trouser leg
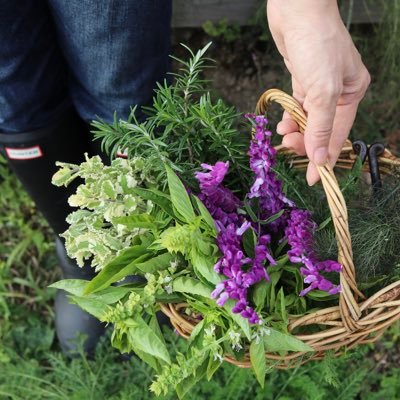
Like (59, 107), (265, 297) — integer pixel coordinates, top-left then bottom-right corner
(0, 1), (69, 133)
(47, 0), (172, 124)
(0, 0), (172, 133)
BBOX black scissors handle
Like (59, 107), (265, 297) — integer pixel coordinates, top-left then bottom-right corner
(368, 142), (385, 192)
(352, 139), (368, 165)
(352, 140), (385, 192)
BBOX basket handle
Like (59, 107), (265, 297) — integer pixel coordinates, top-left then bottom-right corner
(256, 89), (364, 330)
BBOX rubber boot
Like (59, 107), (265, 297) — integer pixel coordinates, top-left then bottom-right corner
(0, 109), (106, 355)
(55, 238), (106, 355)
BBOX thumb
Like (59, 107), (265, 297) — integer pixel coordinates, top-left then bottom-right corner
(304, 90), (338, 166)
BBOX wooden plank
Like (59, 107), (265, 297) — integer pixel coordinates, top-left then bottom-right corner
(172, 0), (259, 27)
(171, 0), (382, 27)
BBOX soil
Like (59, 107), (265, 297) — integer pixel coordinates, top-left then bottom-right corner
(172, 27), (290, 113)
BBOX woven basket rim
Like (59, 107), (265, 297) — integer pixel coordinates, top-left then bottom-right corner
(161, 88), (400, 369)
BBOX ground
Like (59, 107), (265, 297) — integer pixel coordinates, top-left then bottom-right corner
(0, 21), (400, 399)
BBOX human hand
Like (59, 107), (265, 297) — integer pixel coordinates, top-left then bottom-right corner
(267, 0), (370, 185)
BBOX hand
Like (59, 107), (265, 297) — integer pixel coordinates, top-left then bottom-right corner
(267, 0), (370, 185)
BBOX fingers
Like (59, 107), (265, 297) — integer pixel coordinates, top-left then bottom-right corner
(305, 100), (359, 186)
(303, 83), (340, 167)
(277, 77), (307, 155)
(328, 102), (359, 166)
(277, 111), (298, 135)
(282, 132), (306, 155)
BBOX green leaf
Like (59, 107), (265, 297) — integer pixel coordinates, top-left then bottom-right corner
(243, 198), (258, 222)
(190, 247), (222, 285)
(68, 295), (109, 319)
(112, 214), (157, 229)
(250, 339), (266, 387)
(317, 216), (332, 231)
(253, 280), (269, 309)
(149, 313), (169, 350)
(242, 226), (257, 258)
(263, 328), (314, 353)
(135, 252), (173, 273)
(128, 314), (171, 364)
(51, 166), (78, 187)
(224, 299), (251, 341)
(49, 279), (89, 296)
(305, 290), (337, 301)
(50, 279), (132, 303)
(165, 164), (195, 222)
(266, 266), (283, 310)
(172, 276), (213, 298)
(102, 180), (117, 199)
(154, 292), (183, 303)
(135, 315), (166, 373)
(175, 355), (209, 399)
(206, 354), (222, 381)
(134, 348), (162, 373)
(191, 195), (217, 235)
(189, 318), (206, 343)
(276, 288), (288, 325)
(131, 187), (175, 217)
(259, 209), (285, 225)
(84, 245), (148, 294)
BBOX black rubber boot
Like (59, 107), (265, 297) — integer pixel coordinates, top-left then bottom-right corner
(55, 238), (106, 355)
(0, 109), (106, 355)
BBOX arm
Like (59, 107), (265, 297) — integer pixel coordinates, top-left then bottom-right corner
(267, 0), (370, 185)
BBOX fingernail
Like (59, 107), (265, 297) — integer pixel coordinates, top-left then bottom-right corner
(313, 147), (328, 165)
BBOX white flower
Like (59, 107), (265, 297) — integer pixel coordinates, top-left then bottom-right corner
(260, 327), (271, 337)
(163, 276), (173, 284)
(228, 330), (242, 351)
(213, 353), (223, 363)
(204, 324), (216, 338)
(228, 331), (241, 341)
(164, 285), (173, 294)
(169, 260), (179, 271)
(232, 343), (243, 352)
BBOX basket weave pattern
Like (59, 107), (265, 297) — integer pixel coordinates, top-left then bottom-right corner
(160, 89), (400, 369)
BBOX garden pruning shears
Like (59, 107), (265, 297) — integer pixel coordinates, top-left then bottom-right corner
(352, 139), (385, 192)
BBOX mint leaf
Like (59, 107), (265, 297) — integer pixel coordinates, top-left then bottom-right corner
(165, 164), (195, 223)
(84, 245), (148, 294)
(263, 328), (314, 353)
(250, 339), (266, 387)
(112, 214), (157, 229)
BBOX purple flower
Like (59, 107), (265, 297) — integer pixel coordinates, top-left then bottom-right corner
(195, 161), (241, 227)
(210, 220), (275, 324)
(194, 113), (342, 322)
(285, 209), (342, 296)
(246, 114), (293, 232)
(195, 162), (229, 188)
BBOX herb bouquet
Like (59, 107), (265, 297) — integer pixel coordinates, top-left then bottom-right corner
(51, 44), (400, 397)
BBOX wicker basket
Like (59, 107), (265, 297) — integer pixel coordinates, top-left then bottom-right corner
(160, 89), (400, 369)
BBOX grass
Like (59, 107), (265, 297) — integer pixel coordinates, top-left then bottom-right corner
(1, 13), (400, 399)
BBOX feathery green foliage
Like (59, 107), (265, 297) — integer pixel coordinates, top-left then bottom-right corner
(92, 43), (249, 189)
(315, 174), (400, 287)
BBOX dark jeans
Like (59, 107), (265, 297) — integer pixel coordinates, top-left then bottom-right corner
(0, 0), (172, 133)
